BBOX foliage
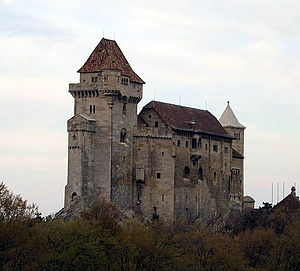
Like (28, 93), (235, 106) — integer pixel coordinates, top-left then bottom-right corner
(0, 182), (299, 270)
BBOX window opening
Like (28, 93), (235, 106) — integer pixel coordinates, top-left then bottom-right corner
(185, 141), (189, 148)
(184, 166), (190, 178)
(122, 104), (126, 115)
(156, 172), (161, 179)
(120, 128), (126, 143)
(162, 194), (165, 202)
(177, 140), (181, 147)
(198, 167), (203, 180)
(213, 145), (218, 152)
(155, 121), (158, 127)
(192, 138), (197, 149)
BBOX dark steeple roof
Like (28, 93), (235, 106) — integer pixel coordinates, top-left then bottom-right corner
(141, 101), (231, 138)
(78, 38), (144, 84)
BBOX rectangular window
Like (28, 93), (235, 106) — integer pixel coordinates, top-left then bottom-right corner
(162, 194), (165, 202)
(213, 145), (218, 152)
(185, 141), (189, 148)
(156, 172), (161, 179)
(177, 140), (181, 147)
(91, 77), (97, 83)
(90, 105), (96, 114)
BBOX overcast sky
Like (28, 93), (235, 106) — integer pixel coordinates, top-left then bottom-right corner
(0, 0), (299, 215)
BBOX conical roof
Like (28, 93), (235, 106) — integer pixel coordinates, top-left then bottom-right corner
(78, 38), (144, 84)
(219, 102), (245, 129)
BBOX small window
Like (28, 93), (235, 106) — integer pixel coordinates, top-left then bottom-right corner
(198, 138), (202, 148)
(90, 105), (95, 114)
(185, 195), (188, 203)
(177, 140), (181, 147)
(184, 166), (190, 178)
(155, 121), (158, 127)
(205, 144), (208, 150)
(122, 104), (126, 115)
(214, 172), (217, 182)
(148, 114), (152, 119)
(192, 138), (197, 149)
(161, 152), (164, 157)
(162, 194), (165, 202)
(91, 76), (97, 83)
(156, 172), (161, 179)
(198, 167), (203, 180)
(120, 128), (126, 143)
(185, 141), (189, 148)
(72, 135), (76, 141)
(213, 145), (218, 152)
(224, 147), (228, 153)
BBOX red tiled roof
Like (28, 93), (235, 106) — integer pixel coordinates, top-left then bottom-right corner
(78, 38), (144, 84)
(232, 149), (244, 159)
(141, 101), (231, 137)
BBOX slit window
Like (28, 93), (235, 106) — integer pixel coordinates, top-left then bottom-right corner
(185, 141), (189, 148)
(198, 167), (203, 180)
(120, 128), (126, 143)
(155, 121), (158, 127)
(177, 140), (181, 147)
(123, 104), (126, 115)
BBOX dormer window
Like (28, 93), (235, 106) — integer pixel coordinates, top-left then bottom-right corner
(121, 77), (129, 85)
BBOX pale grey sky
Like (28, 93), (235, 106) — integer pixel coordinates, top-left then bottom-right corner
(0, 0), (299, 215)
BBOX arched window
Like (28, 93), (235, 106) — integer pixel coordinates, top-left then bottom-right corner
(122, 104), (126, 115)
(192, 138), (197, 149)
(184, 166), (190, 178)
(120, 128), (126, 143)
(198, 167), (203, 180)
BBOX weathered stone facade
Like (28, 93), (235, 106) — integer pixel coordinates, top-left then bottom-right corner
(64, 38), (245, 221)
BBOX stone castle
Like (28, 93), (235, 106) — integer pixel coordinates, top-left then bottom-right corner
(64, 38), (245, 221)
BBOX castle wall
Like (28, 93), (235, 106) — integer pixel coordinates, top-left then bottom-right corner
(134, 127), (175, 221)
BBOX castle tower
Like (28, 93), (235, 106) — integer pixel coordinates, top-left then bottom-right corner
(65, 38), (144, 211)
(219, 102), (245, 210)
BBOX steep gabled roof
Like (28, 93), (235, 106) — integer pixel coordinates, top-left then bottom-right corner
(78, 38), (144, 84)
(141, 101), (230, 138)
(219, 102), (245, 129)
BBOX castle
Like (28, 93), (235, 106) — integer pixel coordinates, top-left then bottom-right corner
(64, 38), (245, 221)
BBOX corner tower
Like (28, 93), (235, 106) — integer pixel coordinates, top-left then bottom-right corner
(65, 38), (144, 212)
(220, 102), (245, 210)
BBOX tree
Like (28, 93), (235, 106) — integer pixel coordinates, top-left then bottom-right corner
(0, 182), (38, 223)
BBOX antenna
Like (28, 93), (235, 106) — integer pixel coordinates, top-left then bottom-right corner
(179, 96), (181, 106)
(205, 100), (207, 110)
(283, 182), (285, 199)
(277, 182), (279, 203)
(113, 32), (115, 40)
(154, 90), (156, 101)
(272, 182), (273, 205)
(102, 30), (104, 38)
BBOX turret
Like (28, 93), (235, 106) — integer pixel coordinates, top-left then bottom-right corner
(220, 101), (245, 211)
(65, 38), (144, 211)
(219, 101), (245, 156)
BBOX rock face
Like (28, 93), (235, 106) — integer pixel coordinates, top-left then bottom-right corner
(63, 38), (245, 221)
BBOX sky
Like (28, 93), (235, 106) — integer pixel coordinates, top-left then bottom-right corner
(0, 0), (299, 215)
